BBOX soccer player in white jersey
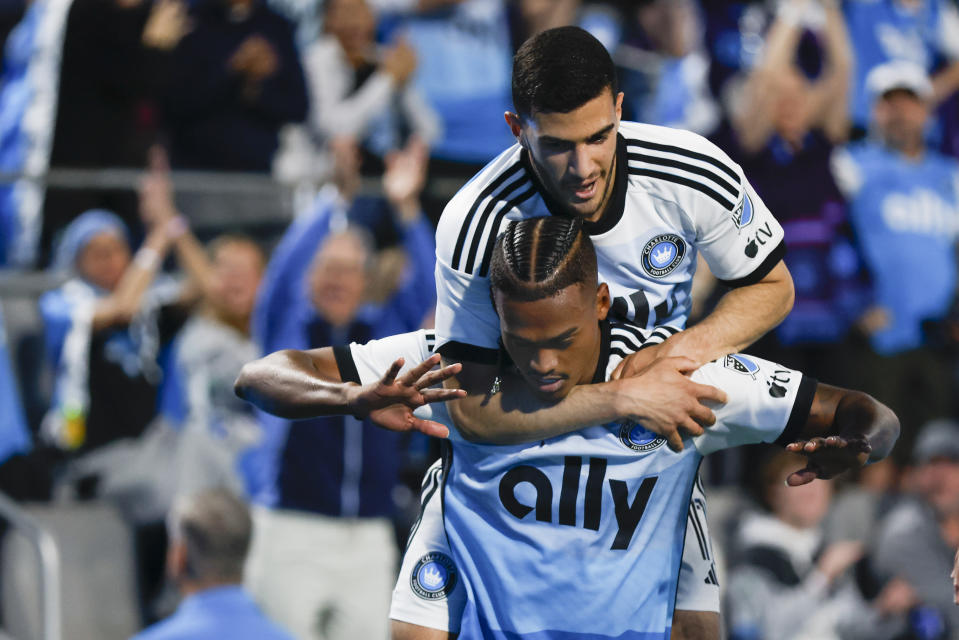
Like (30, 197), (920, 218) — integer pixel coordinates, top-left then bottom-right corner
(236, 217), (898, 640)
(432, 26), (794, 452)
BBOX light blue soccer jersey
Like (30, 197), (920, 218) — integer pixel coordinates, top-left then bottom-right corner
(832, 141), (959, 354)
(343, 324), (813, 637)
(441, 323), (814, 639)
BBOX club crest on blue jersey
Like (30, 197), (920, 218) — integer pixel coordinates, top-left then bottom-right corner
(732, 192), (754, 229)
(724, 354), (759, 378)
(619, 422), (666, 453)
(411, 552), (457, 600)
(641, 234), (686, 278)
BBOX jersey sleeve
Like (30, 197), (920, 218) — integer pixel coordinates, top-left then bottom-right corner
(433, 182), (505, 357)
(688, 139), (786, 288)
(337, 330), (433, 385)
(691, 354), (816, 456)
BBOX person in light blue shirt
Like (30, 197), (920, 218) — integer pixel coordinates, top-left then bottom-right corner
(843, 0), (959, 133)
(130, 489), (293, 640)
(831, 60), (959, 455)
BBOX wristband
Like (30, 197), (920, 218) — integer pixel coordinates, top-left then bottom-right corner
(134, 246), (162, 271)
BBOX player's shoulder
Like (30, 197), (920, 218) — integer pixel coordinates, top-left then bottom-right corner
(436, 143), (542, 274)
(619, 121), (745, 214)
(438, 143), (526, 228)
(607, 322), (678, 366)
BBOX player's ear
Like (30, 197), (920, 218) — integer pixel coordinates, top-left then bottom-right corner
(596, 282), (611, 321)
(504, 112), (523, 141)
(614, 91), (624, 121)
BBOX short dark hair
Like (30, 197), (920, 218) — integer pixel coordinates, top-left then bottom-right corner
(490, 216), (597, 305)
(512, 26), (618, 119)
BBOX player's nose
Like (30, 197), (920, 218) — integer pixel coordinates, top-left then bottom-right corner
(568, 144), (593, 178)
(529, 349), (559, 375)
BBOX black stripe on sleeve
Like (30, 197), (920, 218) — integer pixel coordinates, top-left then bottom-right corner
(718, 240), (786, 288)
(435, 341), (500, 365)
(464, 178), (530, 274)
(477, 184), (537, 277)
(627, 152), (739, 198)
(452, 162), (524, 271)
(628, 168), (735, 211)
(333, 345), (361, 384)
(774, 374), (818, 446)
(625, 138), (740, 183)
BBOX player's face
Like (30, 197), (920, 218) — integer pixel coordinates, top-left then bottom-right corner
(507, 89), (623, 222)
(496, 282), (610, 401)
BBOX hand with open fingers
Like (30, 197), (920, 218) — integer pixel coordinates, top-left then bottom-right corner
(353, 354), (465, 437)
(784, 435), (872, 485)
(614, 356), (727, 452)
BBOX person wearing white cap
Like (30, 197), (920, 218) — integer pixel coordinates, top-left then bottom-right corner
(829, 60), (959, 458)
(843, 0), (959, 133)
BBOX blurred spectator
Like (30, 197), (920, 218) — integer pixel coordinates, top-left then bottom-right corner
(41, 0), (192, 267)
(39, 208), (187, 455)
(726, 450), (864, 640)
(831, 61), (959, 453)
(616, 0), (720, 135)
(137, 166), (267, 499)
(243, 146), (435, 640)
(163, 0), (308, 172)
(713, 0), (865, 385)
(390, 0), (515, 222)
(843, 0), (959, 137)
(130, 488), (294, 640)
(867, 420), (959, 638)
(276, 0), (440, 185)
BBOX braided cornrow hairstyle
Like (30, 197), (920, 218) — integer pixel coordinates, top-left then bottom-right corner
(489, 216), (598, 305)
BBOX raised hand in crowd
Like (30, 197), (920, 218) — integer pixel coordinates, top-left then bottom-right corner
(229, 35), (280, 98)
(380, 37), (417, 86)
(142, 0), (192, 51)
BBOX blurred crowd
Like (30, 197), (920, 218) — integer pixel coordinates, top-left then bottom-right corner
(0, 0), (958, 638)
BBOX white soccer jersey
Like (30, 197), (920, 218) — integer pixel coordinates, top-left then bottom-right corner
(434, 121), (786, 353)
(339, 328), (815, 637)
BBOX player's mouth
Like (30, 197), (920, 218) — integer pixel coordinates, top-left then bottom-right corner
(569, 179), (598, 201)
(532, 376), (566, 394)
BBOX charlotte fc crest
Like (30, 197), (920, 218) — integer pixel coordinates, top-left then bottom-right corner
(411, 552), (457, 600)
(619, 422), (667, 453)
(641, 234), (686, 278)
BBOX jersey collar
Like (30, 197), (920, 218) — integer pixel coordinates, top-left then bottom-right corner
(521, 133), (628, 236)
(591, 320), (612, 384)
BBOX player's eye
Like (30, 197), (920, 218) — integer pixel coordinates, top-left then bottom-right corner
(588, 133), (608, 145)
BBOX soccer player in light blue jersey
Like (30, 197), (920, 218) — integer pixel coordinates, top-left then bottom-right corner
(237, 216), (899, 640)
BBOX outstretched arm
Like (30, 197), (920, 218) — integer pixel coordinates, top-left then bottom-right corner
(235, 348), (463, 437)
(784, 384), (899, 486)
(444, 355), (726, 448)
